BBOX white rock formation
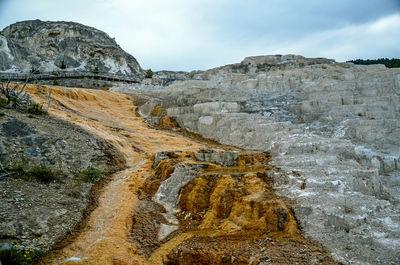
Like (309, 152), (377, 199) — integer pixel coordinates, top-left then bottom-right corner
(114, 55), (400, 265)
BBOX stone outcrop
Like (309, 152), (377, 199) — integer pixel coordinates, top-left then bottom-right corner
(114, 55), (400, 265)
(0, 20), (143, 75)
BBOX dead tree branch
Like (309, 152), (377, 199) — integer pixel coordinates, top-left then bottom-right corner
(0, 78), (44, 114)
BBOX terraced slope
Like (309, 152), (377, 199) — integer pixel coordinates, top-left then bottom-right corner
(23, 84), (337, 264)
(114, 55), (400, 264)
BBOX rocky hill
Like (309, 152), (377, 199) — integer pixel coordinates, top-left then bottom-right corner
(0, 20), (143, 76)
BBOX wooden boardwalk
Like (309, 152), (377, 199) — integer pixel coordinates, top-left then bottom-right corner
(0, 71), (141, 83)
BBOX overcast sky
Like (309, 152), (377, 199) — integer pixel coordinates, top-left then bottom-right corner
(0, 0), (399, 71)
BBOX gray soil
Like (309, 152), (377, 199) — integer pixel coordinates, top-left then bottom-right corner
(0, 106), (125, 252)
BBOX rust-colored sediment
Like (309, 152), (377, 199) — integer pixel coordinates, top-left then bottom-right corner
(23, 84), (338, 265)
(134, 152), (337, 265)
(26, 85), (203, 265)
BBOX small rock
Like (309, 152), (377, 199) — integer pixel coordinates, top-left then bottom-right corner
(65, 257), (82, 262)
(153, 151), (175, 168)
(2, 119), (36, 137)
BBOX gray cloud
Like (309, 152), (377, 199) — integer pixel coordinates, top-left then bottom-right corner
(211, 0), (400, 40)
(0, 0), (399, 71)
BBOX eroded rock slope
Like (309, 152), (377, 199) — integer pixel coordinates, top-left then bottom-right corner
(133, 150), (337, 265)
(0, 84), (335, 265)
(113, 55), (400, 265)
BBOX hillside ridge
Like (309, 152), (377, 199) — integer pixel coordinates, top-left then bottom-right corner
(0, 20), (143, 76)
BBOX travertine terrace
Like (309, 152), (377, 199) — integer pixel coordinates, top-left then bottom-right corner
(22, 85), (337, 265)
(114, 55), (400, 264)
(0, 20), (399, 265)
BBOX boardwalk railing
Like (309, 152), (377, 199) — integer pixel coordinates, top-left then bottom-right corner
(0, 71), (141, 83)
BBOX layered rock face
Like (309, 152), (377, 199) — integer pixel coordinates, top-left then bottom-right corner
(133, 150), (337, 264)
(0, 20), (142, 75)
(114, 55), (400, 264)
